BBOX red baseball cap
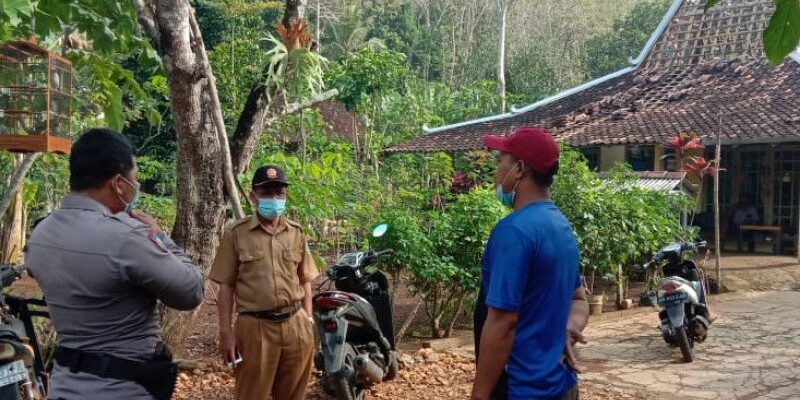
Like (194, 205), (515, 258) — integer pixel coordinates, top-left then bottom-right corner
(483, 126), (559, 174)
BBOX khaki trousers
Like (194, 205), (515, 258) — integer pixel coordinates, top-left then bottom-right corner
(234, 309), (315, 400)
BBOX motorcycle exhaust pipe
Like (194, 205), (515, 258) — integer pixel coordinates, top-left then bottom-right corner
(354, 354), (384, 384)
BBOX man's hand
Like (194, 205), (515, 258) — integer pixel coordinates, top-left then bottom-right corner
(130, 210), (160, 237)
(563, 326), (587, 373)
(219, 328), (238, 366)
(563, 286), (589, 373)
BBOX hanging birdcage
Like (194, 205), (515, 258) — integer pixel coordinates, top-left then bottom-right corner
(0, 39), (72, 155)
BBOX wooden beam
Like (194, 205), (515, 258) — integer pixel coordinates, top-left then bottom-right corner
(714, 115), (722, 291)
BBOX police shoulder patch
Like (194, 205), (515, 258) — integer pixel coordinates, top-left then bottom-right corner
(148, 232), (170, 254)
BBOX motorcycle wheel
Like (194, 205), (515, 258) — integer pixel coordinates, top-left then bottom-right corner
(677, 326), (694, 363)
(334, 345), (364, 400)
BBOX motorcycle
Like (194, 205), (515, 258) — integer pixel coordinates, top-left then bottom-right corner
(312, 224), (398, 400)
(643, 241), (711, 363)
(0, 264), (49, 399)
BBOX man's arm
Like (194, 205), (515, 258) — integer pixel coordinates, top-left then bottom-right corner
(298, 238), (318, 317)
(303, 281), (313, 315)
(217, 283), (238, 364)
(564, 287), (589, 372)
(208, 230), (240, 365)
(117, 214), (204, 311)
(569, 287), (589, 332)
(471, 307), (517, 400)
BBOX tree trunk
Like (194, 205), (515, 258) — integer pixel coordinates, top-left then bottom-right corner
(132, 0), (335, 353)
(444, 292), (467, 338)
(133, 0), (227, 354)
(616, 264), (624, 307)
(1, 190), (24, 263)
(227, 0), (351, 178)
(283, 0), (305, 28)
(395, 299), (422, 346)
(714, 115), (722, 291)
(315, 0), (321, 50)
(230, 84), (277, 176)
(0, 153), (40, 219)
(496, 0), (509, 113)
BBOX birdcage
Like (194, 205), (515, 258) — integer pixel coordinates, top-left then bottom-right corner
(0, 39), (72, 155)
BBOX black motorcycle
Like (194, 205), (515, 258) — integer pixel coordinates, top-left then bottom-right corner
(644, 241), (711, 362)
(0, 264), (49, 399)
(312, 224), (398, 400)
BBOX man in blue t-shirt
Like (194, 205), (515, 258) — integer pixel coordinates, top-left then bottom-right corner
(472, 126), (589, 400)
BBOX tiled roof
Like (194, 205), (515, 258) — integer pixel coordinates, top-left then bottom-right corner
(386, 0), (800, 153)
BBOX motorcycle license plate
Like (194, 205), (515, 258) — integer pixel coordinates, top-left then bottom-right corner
(658, 291), (688, 306)
(0, 360), (27, 387)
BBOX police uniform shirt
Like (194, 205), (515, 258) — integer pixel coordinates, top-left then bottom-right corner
(25, 194), (204, 400)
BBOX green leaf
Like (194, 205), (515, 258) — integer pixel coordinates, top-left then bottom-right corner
(763, 0), (800, 65)
(1, 0), (33, 25)
(105, 84), (124, 131)
(146, 108), (161, 126)
(704, 0), (724, 11)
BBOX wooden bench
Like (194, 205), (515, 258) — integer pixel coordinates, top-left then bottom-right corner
(738, 225), (781, 254)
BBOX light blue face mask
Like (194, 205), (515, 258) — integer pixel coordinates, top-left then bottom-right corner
(118, 176), (141, 213)
(495, 164), (520, 209)
(257, 198), (287, 220)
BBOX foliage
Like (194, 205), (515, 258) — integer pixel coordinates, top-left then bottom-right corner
(762, 0), (800, 65)
(552, 146), (694, 298)
(583, 0), (671, 78)
(371, 186), (505, 338)
(262, 30), (329, 105)
(0, 0), (163, 131)
(326, 47), (408, 112)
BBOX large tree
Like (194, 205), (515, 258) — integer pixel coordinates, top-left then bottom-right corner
(131, 0), (335, 351)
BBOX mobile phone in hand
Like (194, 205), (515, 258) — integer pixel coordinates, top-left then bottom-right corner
(227, 350), (243, 368)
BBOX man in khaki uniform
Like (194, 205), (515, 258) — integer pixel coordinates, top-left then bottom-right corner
(211, 165), (318, 400)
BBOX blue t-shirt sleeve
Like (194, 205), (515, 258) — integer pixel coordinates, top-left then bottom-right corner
(486, 224), (533, 312)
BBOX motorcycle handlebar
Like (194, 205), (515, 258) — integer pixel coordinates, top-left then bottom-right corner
(373, 249), (395, 258)
(0, 264), (25, 289)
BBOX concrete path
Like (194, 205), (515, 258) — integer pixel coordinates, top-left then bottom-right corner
(579, 290), (800, 399)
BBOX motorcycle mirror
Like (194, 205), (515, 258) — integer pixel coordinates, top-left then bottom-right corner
(372, 223), (388, 238)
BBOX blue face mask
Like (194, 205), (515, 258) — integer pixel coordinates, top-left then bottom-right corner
(257, 198), (286, 220)
(495, 164), (520, 209)
(118, 176), (141, 213)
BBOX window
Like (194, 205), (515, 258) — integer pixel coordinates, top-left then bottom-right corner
(579, 147), (600, 171)
(626, 145), (655, 171)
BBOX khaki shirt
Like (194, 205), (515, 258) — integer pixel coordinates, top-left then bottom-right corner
(209, 216), (318, 312)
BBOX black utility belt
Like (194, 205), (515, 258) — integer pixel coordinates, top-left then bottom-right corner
(241, 302), (302, 322)
(55, 345), (177, 400)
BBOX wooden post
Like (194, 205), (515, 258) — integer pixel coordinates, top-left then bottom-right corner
(714, 115), (723, 290)
(46, 56), (51, 136)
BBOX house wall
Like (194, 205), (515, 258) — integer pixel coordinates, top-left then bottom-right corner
(654, 146), (665, 171)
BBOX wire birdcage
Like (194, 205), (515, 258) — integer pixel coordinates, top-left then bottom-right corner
(0, 39), (72, 155)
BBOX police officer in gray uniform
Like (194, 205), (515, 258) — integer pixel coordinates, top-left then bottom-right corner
(25, 129), (204, 400)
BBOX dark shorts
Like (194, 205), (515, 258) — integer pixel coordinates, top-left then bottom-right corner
(489, 375), (578, 400)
